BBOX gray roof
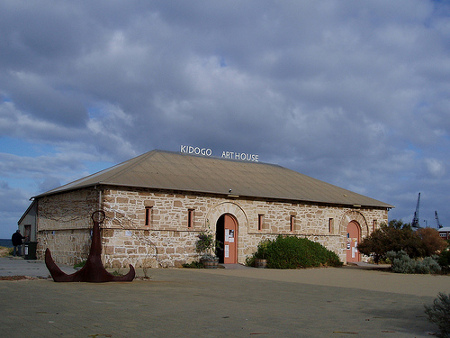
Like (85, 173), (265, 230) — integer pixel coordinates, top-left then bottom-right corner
(36, 150), (393, 208)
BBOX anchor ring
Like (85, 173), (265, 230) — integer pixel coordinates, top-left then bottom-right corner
(91, 210), (106, 224)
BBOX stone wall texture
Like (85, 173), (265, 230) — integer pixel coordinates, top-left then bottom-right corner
(36, 186), (388, 267)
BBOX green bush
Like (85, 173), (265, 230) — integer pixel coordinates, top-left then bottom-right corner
(438, 250), (450, 274)
(417, 256), (442, 274)
(196, 232), (214, 255)
(250, 235), (342, 269)
(182, 261), (204, 268)
(112, 270), (124, 276)
(245, 255), (256, 267)
(387, 251), (415, 274)
(73, 260), (86, 269)
(424, 293), (450, 337)
(254, 239), (270, 259)
(386, 251), (441, 274)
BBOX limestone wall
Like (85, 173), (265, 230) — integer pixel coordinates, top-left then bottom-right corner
(36, 186), (388, 267)
(102, 187), (388, 267)
(39, 229), (91, 266)
(36, 188), (99, 265)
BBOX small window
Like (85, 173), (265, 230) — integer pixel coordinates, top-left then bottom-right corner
(188, 209), (195, 228)
(373, 220), (377, 231)
(258, 214), (264, 231)
(145, 207), (152, 226)
(24, 224), (31, 241)
(290, 215), (295, 232)
(329, 218), (334, 233)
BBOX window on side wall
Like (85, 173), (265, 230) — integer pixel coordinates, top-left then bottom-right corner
(258, 214), (264, 231)
(290, 215), (296, 232)
(188, 209), (195, 228)
(145, 206), (152, 226)
(373, 220), (377, 231)
(329, 218), (334, 233)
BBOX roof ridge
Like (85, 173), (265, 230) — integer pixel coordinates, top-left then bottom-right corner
(160, 149), (286, 169)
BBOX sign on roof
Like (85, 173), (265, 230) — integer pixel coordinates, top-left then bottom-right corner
(180, 145), (259, 162)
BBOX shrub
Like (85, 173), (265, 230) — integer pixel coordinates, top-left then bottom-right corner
(245, 255), (255, 267)
(358, 220), (447, 263)
(250, 236), (342, 269)
(112, 270), (124, 276)
(73, 260), (86, 269)
(438, 250), (450, 274)
(424, 293), (450, 337)
(196, 228), (222, 259)
(254, 239), (270, 259)
(182, 261), (204, 268)
(416, 228), (448, 256)
(387, 251), (415, 274)
(358, 220), (423, 263)
(416, 256), (442, 274)
(386, 251), (441, 274)
(196, 232), (214, 255)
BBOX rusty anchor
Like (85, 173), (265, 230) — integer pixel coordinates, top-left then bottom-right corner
(45, 210), (135, 282)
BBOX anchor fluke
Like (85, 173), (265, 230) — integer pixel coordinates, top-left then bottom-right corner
(45, 210), (135, 283)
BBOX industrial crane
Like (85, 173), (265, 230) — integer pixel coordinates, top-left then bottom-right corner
(411, 192), (421, 228)
(435, 211), (443, 229)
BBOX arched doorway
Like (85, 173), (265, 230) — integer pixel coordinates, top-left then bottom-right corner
(216, 214), (238, 264)
(346, 221), (361, 263)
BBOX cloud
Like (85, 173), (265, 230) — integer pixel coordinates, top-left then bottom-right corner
(0, 0), (449, 237)
(0, 181), (32, 238)
(6, 71), (87, 126)
(425, 158), (446, 178)
(0, 181), (29, 211)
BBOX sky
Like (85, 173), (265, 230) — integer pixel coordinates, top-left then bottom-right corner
(1, 0), (449, 239)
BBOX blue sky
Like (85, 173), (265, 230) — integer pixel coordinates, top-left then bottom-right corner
(1, 0), (449, 238)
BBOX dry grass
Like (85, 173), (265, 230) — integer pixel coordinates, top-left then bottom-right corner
(0, 246), (11, 257)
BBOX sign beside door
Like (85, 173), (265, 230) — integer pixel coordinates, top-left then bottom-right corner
(225, 229), (234, 242)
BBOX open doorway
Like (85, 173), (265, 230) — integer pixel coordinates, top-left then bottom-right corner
(346, 221), (361, 263)
(216, 214), (238, 264)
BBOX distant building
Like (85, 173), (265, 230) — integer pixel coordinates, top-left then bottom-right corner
(18, 199), (37, 242)
(438, 227), (450, 240)
(19, 150), (392, 268)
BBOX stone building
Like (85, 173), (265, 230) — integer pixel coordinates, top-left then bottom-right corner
(22, 150), (392, 268)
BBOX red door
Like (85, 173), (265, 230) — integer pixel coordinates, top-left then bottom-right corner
(223, 214), (238, 264)
(346, 221), (361, 263)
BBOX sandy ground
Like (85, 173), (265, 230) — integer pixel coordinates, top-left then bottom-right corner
(0, 260), (448, 337)
(196, 265), (450, 297)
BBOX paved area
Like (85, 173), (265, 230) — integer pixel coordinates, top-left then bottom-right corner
(0, 257), (448, 337)
(0, 256), (76, 278)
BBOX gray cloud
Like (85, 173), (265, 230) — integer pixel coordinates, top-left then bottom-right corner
(0, 0), (449, 237)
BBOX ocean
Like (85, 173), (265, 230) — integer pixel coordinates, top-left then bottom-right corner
(0, 239), (13, 247)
